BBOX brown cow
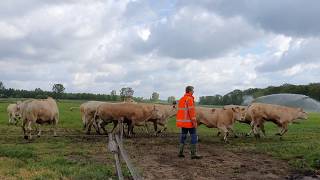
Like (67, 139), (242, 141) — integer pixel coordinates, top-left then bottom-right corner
(79, 101), (105, 131)
(19, 97), (59, 140)
(86, 101), (139, 134)
(223, 105), (257, 136)
(197, 107), (243, 142)
(248, 103), (308, 137)
(93, 102), (160, 136)
(7, 102), (21, 125)
(147, 103), (177, 134)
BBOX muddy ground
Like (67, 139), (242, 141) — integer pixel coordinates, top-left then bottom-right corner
(123, 135), (319, 180)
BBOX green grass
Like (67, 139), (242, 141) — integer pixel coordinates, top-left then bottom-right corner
(0, 99), (121, 179)
(0, 99), (320, 179)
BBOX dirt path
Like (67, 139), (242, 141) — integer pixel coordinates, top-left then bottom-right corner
(124, 136), (294, 180)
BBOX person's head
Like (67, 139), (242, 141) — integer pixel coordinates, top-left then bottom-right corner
(185, 86), (194, 94)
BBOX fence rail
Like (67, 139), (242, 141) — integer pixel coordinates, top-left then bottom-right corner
(107, 121), (142, 180)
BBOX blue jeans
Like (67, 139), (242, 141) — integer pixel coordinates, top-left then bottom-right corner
(180, 128), (198, 145)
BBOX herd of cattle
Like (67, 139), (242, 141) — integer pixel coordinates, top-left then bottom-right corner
(6, 97), (308, 141)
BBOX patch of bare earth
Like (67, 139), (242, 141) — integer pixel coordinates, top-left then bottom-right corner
(123, 136), (309, 180)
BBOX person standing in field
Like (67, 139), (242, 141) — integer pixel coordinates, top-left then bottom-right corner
(176, 86), (202, 159)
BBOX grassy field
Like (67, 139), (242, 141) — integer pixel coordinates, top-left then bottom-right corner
(0, 99), (319, 179)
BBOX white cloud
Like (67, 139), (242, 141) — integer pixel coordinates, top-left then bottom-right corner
(1, 0), (320, 99)
(0, 21), (25, 39)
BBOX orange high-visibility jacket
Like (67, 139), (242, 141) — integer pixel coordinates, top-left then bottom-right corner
(176, 93), (196, 128)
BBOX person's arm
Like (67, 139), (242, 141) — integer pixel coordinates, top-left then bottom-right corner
(186, 98), (197, 127)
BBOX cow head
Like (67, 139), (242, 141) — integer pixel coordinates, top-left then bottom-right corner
(297, 108), (308, 120)
(16, 101), (24, 115)
(231, 107), (242, 121)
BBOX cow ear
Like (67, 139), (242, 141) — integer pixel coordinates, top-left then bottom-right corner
(212, 109), (216, 113)
(223, 107), (226, 110)
(231, 107), (236, 112)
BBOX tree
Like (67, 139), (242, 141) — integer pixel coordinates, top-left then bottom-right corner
(110, 90), (118, 101)
(151, 92), (159, 101)
(35, 88), (43, 93)
(120, 87), (134, 101)
(110, 90), (117, 96)
(0, 81), (5, 91)
(167, 96), (176, 103)
(52, 84), (65, 99)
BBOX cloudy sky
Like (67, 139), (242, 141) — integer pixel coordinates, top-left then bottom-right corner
(1, 0), (320, 99)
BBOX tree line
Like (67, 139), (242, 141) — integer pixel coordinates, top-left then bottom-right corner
(0, 82), (176, 103)
(199, 83), (320, 105)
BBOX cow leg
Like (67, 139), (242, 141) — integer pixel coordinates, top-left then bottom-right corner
(37, 124), (42, 137)
(154, 122), (160, 135)
(128, 123), (134, 137)
(218, 126), (229, 143)
(22, 119), (27, 139)
(110, 120), (119, 133)
(260, 124), (266, 137)
(100, 121), (108, 134)
(157, 121), (168, 134)
(82, 115), (87, 130)
(162, 124), (167, 132)
(27, 121), (33, 140)
(8, 113), (12, 124)
(86, 116), (94, 135)
(275, 125), (283, 136)
(252, 117), (264, 139)
(280, 123), (289, 136)
(92, 119), (101, 135)
(153, 121), (158, 132)
(252, 123), (261, 139)
(158, 124), (167, 134)
(250, 113), (260, 138)
(14, 117), (20, 126)
(228, 127), (238, 138)
(144, 122), (150, 134)
(246, 129), (253, 137)
(53, 117), (58, 137)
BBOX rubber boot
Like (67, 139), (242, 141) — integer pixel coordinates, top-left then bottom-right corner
(178, 144), (185, 158)
(191, 144), (202, 159)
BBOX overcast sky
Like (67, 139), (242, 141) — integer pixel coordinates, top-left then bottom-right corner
(1, 0), (319, 99)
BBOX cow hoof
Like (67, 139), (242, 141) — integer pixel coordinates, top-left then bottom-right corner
(275, 133), (281, 136)
(24, 136), (28, 140)
(37, 135), (41, 138)
(279, 136), (283, 140)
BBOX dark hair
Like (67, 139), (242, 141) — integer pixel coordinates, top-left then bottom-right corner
(185, 86), (194, 93)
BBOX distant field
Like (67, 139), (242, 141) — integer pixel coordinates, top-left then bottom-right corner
(0, 99), (319, 179)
